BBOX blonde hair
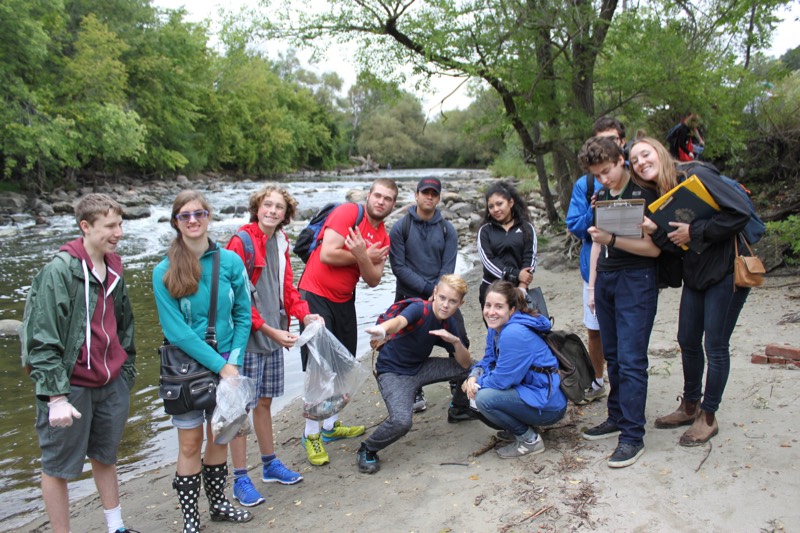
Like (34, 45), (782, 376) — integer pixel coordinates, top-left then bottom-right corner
(163, 190), (212, 299)
(438, 274), (468, 299)
(248, 185), (297, 229)
(630, 137), (679, 194)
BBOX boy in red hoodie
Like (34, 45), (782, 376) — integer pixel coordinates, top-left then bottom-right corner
(22, 193), (137, 533)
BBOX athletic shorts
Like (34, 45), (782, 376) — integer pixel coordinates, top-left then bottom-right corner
(583, 280), (600, 330)
(37, 376), (130, 479)
(241, 349), (285, 406)
(299, 290), (357, 370)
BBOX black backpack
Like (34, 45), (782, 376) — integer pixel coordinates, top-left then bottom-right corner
(293, 202), (364, 263)
(536, 330), (594, 404)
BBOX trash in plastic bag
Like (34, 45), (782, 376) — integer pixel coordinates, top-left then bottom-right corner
(211, 375), (256, 445)
(296, 321), (370, 421)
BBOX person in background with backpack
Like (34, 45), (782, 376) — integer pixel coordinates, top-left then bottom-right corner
(666, 111), (696, 162)
(225, 185), (323, 507)
(632, 137), (751, 447)
(579, 136), (662, 469)
(463, 280), (567, 459)
(566, 116), (629, 405)
(21, 194), (137, 533)
(357, 274), (473, 474)
(297, 178), (398, 466)
(389, 177), (469, 418)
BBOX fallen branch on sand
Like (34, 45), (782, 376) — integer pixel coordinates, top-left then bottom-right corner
(499, 505), (553, 532)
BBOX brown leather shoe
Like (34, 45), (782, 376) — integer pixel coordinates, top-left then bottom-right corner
(679, 410), (718, 446)
(654, 396), (700, 428)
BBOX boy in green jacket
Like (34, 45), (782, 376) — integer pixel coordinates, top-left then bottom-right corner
(21, 193), (137, 533)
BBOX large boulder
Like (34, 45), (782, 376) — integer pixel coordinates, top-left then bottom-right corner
(122, 206), (151, 220)
(0, 319), (22, 337)
(0, 192), (28, 210)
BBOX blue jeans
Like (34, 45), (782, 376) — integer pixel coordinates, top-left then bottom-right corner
(595, 267), (658, 446)
(678, 274), (750, 412)
(475, 388), (566, 437)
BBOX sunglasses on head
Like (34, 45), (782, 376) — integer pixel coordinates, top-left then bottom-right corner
(175, 209), (209, 222)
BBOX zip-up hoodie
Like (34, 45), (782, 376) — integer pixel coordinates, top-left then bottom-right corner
(470, 312), (567, 412)
(60, 239), (129, 387)
(225, 222), (309, 332)
(22, 239), (136, 402)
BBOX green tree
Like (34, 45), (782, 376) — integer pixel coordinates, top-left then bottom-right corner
(56, 15), (145, 170)
(0, 0), (70, 187)
(248, 0), (793, 220)
(125, 10), (212, 171)
(357, 92), (427, 167)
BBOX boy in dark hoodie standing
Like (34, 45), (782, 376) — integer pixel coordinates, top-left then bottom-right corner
(21, 194), (137, 533)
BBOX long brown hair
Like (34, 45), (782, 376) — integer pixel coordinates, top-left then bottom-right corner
(630, 137), (680, 194)
(162, 190), (212, 299)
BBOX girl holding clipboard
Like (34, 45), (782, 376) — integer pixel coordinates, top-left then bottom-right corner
(632, 137), (751, 447)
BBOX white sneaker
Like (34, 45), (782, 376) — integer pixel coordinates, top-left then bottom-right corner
(579, 382), (608, 404)
(413, 390), (427, 413)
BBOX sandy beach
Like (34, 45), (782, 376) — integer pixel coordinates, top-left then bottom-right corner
(16, 248), (800, 533)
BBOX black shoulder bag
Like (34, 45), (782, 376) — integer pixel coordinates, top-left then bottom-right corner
(158, 249), (221, 415)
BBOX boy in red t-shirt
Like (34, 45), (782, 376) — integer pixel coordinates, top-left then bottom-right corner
(298, 178), (398, 466)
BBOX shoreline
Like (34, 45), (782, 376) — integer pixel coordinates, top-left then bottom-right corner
(13, 249), (800, 532)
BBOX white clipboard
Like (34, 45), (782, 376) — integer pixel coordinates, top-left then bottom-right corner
(594, 199), (645, 237)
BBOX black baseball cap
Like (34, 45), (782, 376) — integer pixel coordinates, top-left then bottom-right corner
(416, 177), (442, 194)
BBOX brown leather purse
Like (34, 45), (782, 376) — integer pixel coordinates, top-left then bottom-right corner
(733, 236), (765, 288)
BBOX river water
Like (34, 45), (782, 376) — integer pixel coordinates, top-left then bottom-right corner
(0, 169), (476, 531)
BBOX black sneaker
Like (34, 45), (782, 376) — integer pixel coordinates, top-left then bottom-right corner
(581, 420), (621, 441)
(447, 405), (478, 423)
(413, 389), (427, 413)
(356, 443), (380, 474)
(608, 442), (645, 468)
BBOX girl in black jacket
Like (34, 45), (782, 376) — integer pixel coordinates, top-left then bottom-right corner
(634, 137), (751, 446)
(476, 181), (537, 308)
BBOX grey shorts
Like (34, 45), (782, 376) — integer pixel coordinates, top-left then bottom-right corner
(241, 349), (285, 407)
(36, 376), (131, 479)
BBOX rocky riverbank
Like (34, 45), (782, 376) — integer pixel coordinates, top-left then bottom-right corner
(14, 244), (800, 532)
(0, 169), (567, 256)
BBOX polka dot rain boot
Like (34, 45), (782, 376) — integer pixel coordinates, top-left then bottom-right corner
(201, 462), (253, 523)
(173, 472), (202, 533)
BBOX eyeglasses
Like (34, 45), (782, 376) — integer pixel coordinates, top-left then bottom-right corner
(175, 209), (209, 222)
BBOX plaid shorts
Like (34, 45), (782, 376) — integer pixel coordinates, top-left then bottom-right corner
(241, 349), (285, 406)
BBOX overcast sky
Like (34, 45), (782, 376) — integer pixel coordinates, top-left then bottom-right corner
(153, 0), (800, 112)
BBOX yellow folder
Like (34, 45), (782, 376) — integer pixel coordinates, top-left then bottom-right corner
(649, 175), (720, 212)
(648, 175), (720, 252)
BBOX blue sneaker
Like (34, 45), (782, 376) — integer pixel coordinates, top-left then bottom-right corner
(232, 476), (265, 507)
(262, 458), (303, 485)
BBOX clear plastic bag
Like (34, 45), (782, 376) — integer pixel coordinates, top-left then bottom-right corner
(211, 375), (256, 444)
(297, 321), (370, 421)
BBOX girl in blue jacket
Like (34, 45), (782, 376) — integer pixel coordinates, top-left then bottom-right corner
(464, 281), (567, 459)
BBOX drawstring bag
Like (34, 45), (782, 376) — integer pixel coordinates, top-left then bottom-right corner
(296, 321), (370, 420)
(733, 236), (765, 288)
